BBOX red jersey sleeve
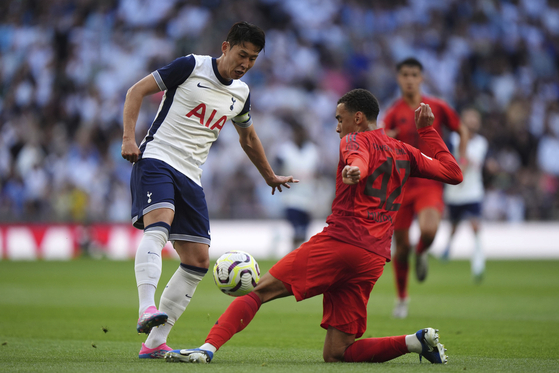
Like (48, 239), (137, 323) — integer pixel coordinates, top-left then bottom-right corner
(406, 126), (463, 184)
(381, 105), (397, 131)
(438, 100), (461, 132)
(340, 132), (370, 175)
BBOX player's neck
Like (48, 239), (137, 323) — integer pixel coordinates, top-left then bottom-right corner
(402, 92), (421, 108)
(364, 122), (377, 131)
(215, 55), (232, 81)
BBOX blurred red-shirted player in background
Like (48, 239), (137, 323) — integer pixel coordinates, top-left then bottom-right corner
(382, 58), (469, 319)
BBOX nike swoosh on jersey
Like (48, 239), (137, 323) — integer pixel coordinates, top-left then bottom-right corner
(197, 82), (211, 89)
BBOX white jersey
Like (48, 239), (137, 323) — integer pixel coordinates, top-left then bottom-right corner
(139, 54), (252, 186)
(277, 140), (320, 212)
(444, 133), (488, 204)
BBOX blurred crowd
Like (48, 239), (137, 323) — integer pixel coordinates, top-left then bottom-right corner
(1, 0), (558, 223)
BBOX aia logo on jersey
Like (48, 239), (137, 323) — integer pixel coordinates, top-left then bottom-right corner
(186, 103), (227, 131)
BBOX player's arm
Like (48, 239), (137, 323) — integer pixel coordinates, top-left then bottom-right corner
(235, 124), (299, 195)
(456, 123), (469, 167)
(121, 75), (161, 163)
(442, 101), (469, 166)
(410, 103), (463, 185)
(340, 135), (370, 185)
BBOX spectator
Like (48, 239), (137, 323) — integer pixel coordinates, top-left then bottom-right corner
(0, 0), (558, 222)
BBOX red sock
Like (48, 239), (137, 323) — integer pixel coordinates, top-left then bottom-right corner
(416, 239), (429, 255)
(205, 292), (262, 349)
(392, 260), (409, 300)
(344, 335), (408, 362)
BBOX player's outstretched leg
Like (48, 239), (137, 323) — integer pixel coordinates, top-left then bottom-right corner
(342, 327), (447, 364)
(415, 328), (448, 364)
(165, 348), (213, 363)
(165, 292), (263, 363)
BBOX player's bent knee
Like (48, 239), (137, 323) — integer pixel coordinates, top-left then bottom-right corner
(323, 355), (343, 363)
(174, 241), (210, 268)
(323, 348), (346, 362)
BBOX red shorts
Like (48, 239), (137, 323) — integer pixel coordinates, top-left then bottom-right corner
(393, 184), (444, 230)
(269, 232), (386, 338)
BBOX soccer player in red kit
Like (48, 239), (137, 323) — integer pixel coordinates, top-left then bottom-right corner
(382, 57), (469, 319)
(165, 89), (461, 365)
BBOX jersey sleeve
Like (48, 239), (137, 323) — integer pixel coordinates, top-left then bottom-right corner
(468, 136), (489, 168)
(381, 106), (396, 130)
(231, 93), (253, 128)
(439, 101), (461, 132)
(151, 55), (196, 91)
(340, 133), (370, 175)
(407, 127), (462, 185)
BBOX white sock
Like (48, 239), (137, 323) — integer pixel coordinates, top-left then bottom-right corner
(405, 333), (422, 353)
(145, 264), (207, 348)
(145, 322), (173, 348)
(135, 228), (168, 315)
(137, 284), (157, 316)
(200, 343), (217, 353)
(471, 234), (485, 276)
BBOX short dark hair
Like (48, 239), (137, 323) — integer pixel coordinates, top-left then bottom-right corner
(337, 89), (380, 122)
(396, 57), (423, 71)
(226, 21), (266, 52)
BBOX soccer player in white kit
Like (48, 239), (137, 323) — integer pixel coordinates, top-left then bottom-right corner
(121, 21), (297, 359)
(443, 108), (488, 282)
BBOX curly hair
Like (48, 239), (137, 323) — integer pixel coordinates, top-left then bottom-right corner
(337, 89), (380, 122)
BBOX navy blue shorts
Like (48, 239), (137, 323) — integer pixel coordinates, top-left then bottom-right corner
(447, 202), (482, 224)
(285, 208), (311, 239)
(130, 158), (210, 245)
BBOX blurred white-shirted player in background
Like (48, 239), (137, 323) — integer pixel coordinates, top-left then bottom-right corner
(443, 108), (488, 282)
(276, 118), (320, 251)
(121, 21), (297, 359)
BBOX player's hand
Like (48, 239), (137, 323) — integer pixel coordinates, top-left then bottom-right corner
(342, 165), (361, 185)
(121, 138), (141, 163)
(268, 175), (299, 195)
(414, 103), (435, 129)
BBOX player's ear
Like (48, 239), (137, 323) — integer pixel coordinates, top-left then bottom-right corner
(355, 111), (366, 127)
(221, 41), (230, 54)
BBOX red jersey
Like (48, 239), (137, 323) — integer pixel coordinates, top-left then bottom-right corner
(383, 96), (460, 189)
(322, 127), (462, 260)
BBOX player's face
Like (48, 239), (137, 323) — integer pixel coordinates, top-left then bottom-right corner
(220, 41), (260, 80)
(335, 103), (360, 139)
(397, 65), (423, 96)
(462, 109), (481, 133)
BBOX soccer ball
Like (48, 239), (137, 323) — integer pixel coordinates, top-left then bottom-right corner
(213, 251), (260, 297)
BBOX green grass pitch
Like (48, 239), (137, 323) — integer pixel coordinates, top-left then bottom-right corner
(0, 257), (558, 372)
